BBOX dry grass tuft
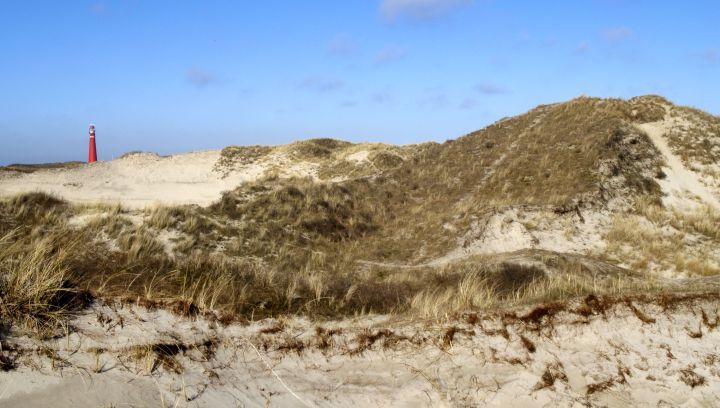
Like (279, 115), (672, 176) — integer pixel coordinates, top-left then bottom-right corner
(605, 196), (720, 276)
(290, 139), (353, 159)
(215, 145), (272, 173)
(0, 231), (91, 336)
(128, 343), (187, 374)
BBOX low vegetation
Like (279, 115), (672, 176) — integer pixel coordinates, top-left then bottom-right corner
(603, 195), (720, 276)
(0, 229), (91, 336)
(666, 105), (720, 168)
(0, 161), (84, 174)
(1, 95), (719, 338)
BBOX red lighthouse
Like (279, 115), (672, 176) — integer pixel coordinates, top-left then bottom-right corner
(88, 124), (97, 163)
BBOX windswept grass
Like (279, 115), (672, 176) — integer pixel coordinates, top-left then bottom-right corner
(214, 145), (273, 175)
(289, 138), (353, 159)
(0, 193), (670, 329)
(665, 104), (720, 169)
(604, 195), (720, 276)
(1, 95), (718, 336)
(0, 231), (90, 336)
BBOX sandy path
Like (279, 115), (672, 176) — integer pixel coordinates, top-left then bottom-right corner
(639, 121), (720, 210)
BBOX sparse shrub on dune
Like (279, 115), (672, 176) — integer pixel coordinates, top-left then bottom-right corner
(290, 139), (353, 159)
(116, 227), (166, 262)
(370, 151), (404, 169)
(6, 191), (69, 225)
(212, 176), (378, 243)
(215, 145), (273, 173)
(145, 205), (215, 236)
(0, 192), (73, 239)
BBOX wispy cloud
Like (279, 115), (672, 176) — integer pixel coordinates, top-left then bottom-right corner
(185, 67), (218, 87)
(474, 82), (510, 95)
(239, 87), (256, 96)
(371, 87), (394, 103)
(380, 0), (474, 20)
(90, 2), (105, 15)
(459, 97), (478, 109)
(514, 30), (533, 46)
(701, 48), (718, 64)
(574, 41), (590, 54)
(420, 87), (449, 108)
(375, 46), (408, 64)
(603, 26), (633, 42)
(326, 33), (356, 56)
(297, 77), (345, 92)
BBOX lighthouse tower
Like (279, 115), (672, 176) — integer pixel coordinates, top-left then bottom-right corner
(88, 124), (97, 163)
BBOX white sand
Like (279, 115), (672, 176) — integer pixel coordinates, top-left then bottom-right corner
(1, 297), (719, 407)
(346, 149), (371, 163)
(639, 121), (720, 210)
(0, 150), (316, 209)
(432, 207), (608, 265)
(0, 151), (246, 208)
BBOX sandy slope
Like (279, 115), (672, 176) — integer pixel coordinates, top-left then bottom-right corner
(639, 121), (720, 210)
(0, 151), (241, 208)
(1, 296), (720, 407)
(0, 150), (316, 209)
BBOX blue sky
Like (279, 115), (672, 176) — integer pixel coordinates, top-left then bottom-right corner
(1, 1), (718, 164)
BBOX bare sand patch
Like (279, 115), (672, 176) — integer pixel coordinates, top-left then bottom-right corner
(2, 295), (720, 407)
(0, 150), (302, 209)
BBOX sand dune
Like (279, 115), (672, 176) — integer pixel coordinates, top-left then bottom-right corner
(2, 295), (719, 407)
(639, 121), (720, 210)
(2, 96), (720, 407)
(0, 150), (317, 208)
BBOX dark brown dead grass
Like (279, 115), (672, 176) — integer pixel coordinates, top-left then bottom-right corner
(533, 361), (568, 391)
(679, 366), (706, 388)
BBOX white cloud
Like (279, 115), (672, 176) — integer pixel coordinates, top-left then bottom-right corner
(185, 67), (218, 87)
(380, 0), (474, 20)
